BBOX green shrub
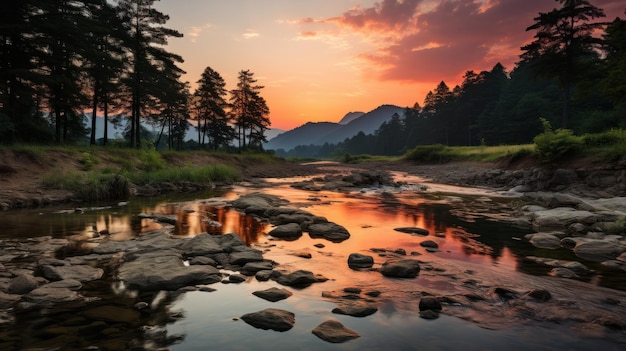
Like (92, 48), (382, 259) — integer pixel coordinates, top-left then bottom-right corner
(404, 144), (450, 163)
(582, 129), (626, 146)
(42, 172), (130, 202)
(533, 119), (583, 163)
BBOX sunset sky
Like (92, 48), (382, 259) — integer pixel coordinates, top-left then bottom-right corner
(154, 0), (624, 131)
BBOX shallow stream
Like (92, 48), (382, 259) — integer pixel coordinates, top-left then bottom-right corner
(1, 173), (625, 350)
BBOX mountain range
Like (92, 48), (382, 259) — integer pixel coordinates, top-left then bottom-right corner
(264, 104), (405, 152)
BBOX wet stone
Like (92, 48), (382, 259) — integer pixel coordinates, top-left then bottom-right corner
(240, 308), (295, 332)
(312, 320), (360, 343)
(252, 287), (293, 302)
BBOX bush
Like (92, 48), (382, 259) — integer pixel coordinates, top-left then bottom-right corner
(582, 129), (626, 146)
(404, 144), (450, 163)
(533, 119), (583, 163)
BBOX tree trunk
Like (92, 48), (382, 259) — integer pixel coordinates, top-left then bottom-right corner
(90, 81), (98, 145)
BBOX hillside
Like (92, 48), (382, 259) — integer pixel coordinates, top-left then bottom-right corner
(265, 104), (405, 151)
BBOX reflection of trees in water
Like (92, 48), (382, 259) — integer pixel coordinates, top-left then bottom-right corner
(5, 281), (188, 350)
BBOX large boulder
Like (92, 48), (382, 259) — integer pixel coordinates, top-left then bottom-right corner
(307, 222), (350, 243)
(240, 308), (295, 332)
(573, 240), (625, 262)
(117, 250), (221, 290)
(312, 320), (360, 343)
(379, 259), (421, 278)
(531, 208), (601, 231)
(179, 233), (224, 256)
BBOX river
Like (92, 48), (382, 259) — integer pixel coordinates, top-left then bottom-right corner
(1, 172), (625, 350)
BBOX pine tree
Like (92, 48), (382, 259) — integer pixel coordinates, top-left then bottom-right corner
(230, 70), (270, 151)
(193, 66), (234, 150)
(117, 0), (184, 148)
(520, 0), (606, 129)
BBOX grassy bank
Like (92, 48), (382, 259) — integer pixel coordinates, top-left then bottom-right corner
(1, 145), (281, 202)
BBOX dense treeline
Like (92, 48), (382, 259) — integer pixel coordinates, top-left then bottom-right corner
(276, 2), (626, 159)
(0, 0), (270, 150)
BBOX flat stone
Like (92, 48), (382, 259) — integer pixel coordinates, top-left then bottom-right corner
(312, 320), (360, 343)
(240, 308), (295, 332)
(394, 227), (429, 236)
(8, 274), (39, 294)
(180, 234), (224, 256)
(332, 302), (377, 317)
(39, 264), (103, 282)
(241, 261), (274, 276)
(275, 270), (328, 287)
(252, 287), (293, 302)
(24, 286), (79, 305)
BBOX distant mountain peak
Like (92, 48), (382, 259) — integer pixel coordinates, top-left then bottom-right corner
(338, 111), (365, 125)
(264, 104), (405, 151)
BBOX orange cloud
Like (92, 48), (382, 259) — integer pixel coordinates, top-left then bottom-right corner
(299, 0), (624, 85)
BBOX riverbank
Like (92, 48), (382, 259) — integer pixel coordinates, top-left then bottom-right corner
(3, 146), (625, 210)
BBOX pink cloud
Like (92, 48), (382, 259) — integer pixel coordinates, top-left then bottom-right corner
(303, 0), (625, 84)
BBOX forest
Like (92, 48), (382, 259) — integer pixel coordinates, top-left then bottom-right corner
(274, 2), (626, 159)
(1, 1), (624, 157)
(0, 0), (270, 151)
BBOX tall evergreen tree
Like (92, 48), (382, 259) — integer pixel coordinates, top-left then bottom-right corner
(520, 0), (606, 129)
(230, 70), (270, 151)
(193, 66), (234, 150)
(117, 0), (184, 148)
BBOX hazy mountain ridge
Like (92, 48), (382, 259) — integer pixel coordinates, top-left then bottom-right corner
(264, 104), (405, 152)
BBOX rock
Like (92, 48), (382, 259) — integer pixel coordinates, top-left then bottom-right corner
(268, 223), (303, 239)
(528, 233), (562, 249)
(526, 289), (552, 302)
(549, 267), (579, 279)
(252, 287), (293, 302)
(379, 259), (421, 278)
(492, 287), (518, 301)
(24, 286), (80, 305)
(419, 310), (440, 319)
(312, 320), (360, 343)
(179, 233), (224, 256)
(314, 243), (325, 248)
(574, 240), (624, 262)
(229, 248), (264, 266)
(7, 274), (39, 294)
(275, 270), (328, 287)
(241, 261), (274, 276)
(240, 308), (295, 332)
(0, 292), (21, 308)
(394, 227), (429, 236)
(46, 279), (82, 290)
(332, 302), (377, 317)
(420, 240), (439, 249)
(38, 263), (103, 282)
(347, 253), (374, 269)
(419, 297), (442, 311)
(525, 256), (592, 275)
(567, 223), (588, 236)
(189, 256), (217, 266)
(307, 222), (350, 242)
(255, 270), (274, 281)
(117, 250), (221, 290)
(532, 208), (600, 231)
(228, 274), (246, 283)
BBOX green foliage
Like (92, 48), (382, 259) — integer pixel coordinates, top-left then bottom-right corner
(581, 129), (626, 146)
(125, 165), (239, 185)
(404, 144), (451, 163)
(80, 151), (99, 171)
(42, 172), (130, 202)
(533, 118), (583, 163)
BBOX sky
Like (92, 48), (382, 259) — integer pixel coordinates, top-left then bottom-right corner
(154, 0), (625, 131)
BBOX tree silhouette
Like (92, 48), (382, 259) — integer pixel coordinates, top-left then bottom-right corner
(520, 0), (606, 129)
(193, 66), (234, 150)
(230, 70), (270, 151)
